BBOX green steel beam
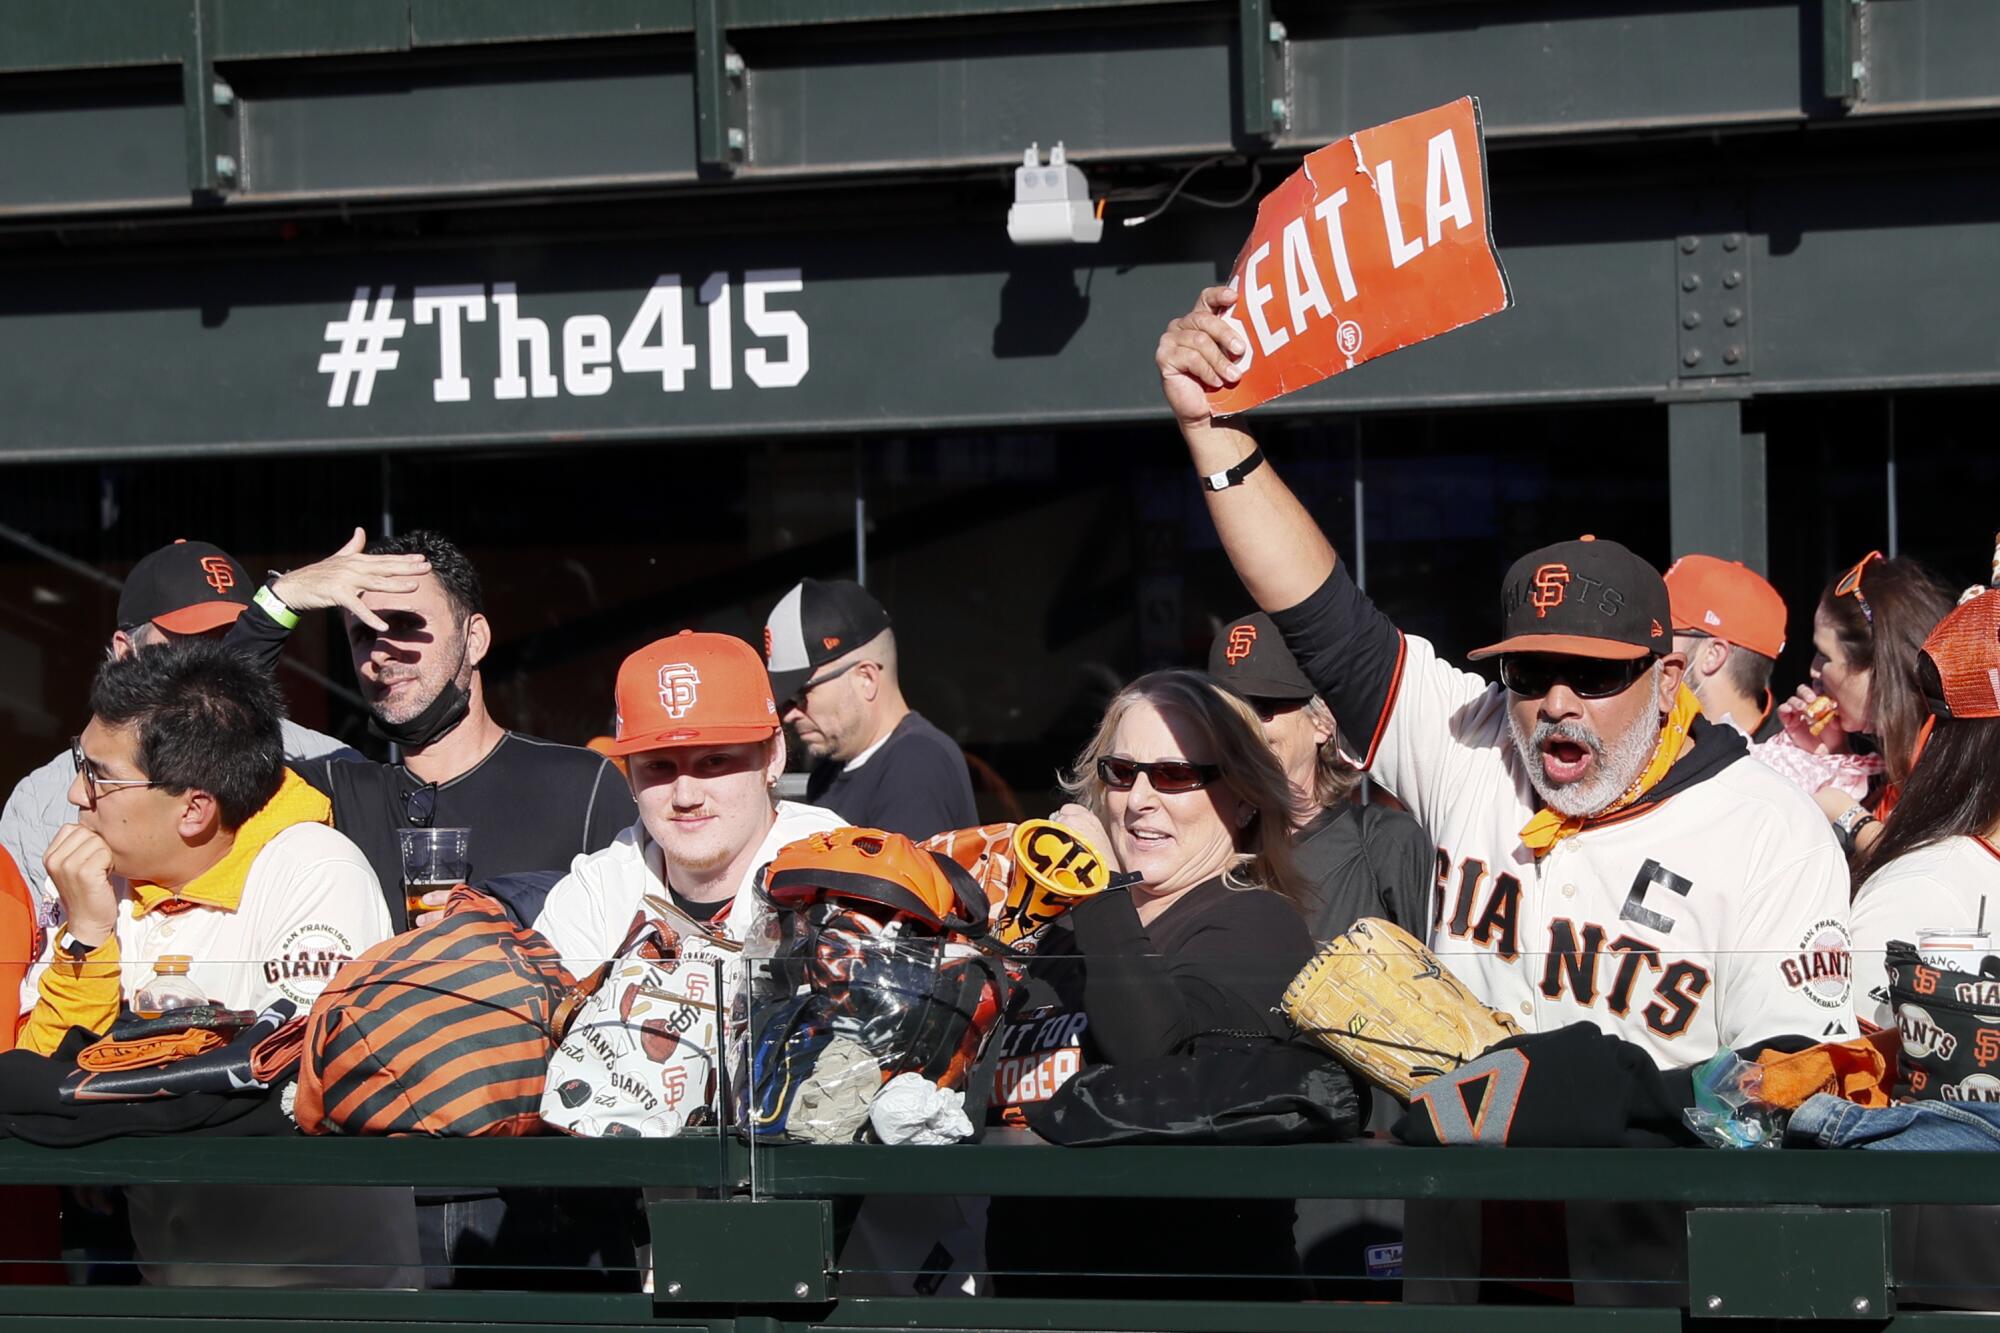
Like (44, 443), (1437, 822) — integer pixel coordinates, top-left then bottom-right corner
(179, 0), (238, 196)
(1237, 0), (1284, 141)
(0, 150), (1995, 461)
(1823, 0), (1859, 106)
(0, 0), (1198, 72)
(0, 1), (1998, 219)
(1669, 400), (1769, 572)
(693, 0), (744, 172)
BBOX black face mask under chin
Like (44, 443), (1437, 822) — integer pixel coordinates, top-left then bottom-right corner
(367, 679), (472, 750)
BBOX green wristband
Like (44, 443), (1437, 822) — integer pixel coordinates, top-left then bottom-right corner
(254, 583), (301, 630)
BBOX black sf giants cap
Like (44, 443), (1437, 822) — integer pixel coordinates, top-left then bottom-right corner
(763, 578), (893, 705)
(1466, 535), (1670, 662)
(117, 539), (254, 635)
(1207, 613), (1316, 702)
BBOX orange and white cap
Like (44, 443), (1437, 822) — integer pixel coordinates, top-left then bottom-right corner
(1664, 554), (1788, 660)
(603, 630), (780, 756)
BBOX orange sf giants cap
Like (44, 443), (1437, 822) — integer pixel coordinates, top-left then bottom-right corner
(1664, 554), (1787, 660)
(1919, 589), (2000, 720)
(603, 630), (780, 755)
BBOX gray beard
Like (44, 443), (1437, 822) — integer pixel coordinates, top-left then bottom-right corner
(1508, 678), (1664, 817)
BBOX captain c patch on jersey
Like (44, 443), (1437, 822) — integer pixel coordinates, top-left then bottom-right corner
(1779, 917), (1853, 1010)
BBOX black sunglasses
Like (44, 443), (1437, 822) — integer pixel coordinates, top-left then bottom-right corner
(1096, 756), (1222, 794)
(1498, 653), (1656, 700)
(1247, 696), (1305, 723)
(402, 780), (439, 829)
(778, 658), (874, 712)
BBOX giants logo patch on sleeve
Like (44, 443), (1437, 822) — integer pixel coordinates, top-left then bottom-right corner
(1780, 918), (1853, 1010)
(266, 923), (357, 1006)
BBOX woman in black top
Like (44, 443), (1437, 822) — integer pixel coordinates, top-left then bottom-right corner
(988, 669), (1313, 1298)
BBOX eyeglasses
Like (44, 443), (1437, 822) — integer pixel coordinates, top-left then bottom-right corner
(401, 780), (439, 829)
(1095, 756), (1222, 793)
(70, 736), (162, 806)
(1836, 550), (1884, 624)
(780, 659), (876, 712)
(1498, 653), (1656, 700)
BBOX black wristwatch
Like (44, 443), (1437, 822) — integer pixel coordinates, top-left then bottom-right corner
(1199, 446), (1266, 493)
(1833, 806), (1878, 856)
(57, 929), (101, 960)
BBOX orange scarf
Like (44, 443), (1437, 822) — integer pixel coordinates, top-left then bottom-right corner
(1520, 686), (1703, 858)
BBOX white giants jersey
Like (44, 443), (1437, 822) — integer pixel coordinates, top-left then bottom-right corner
(1373, 635), (1855, 1066)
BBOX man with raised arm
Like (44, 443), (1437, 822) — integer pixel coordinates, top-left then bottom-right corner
(1156, 282), (1852, 1063)
(1160, 283), (1867, 1299)
(1157, 282), (1856, 1301)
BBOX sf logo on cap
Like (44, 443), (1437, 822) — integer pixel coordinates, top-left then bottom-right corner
(657, 664), (701, 719)
(1224, 623), (1258, 665)
(199, 556), (236, 595)
(1530, 563), (1572, 619)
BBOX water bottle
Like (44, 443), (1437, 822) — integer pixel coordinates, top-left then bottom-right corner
(133, 955), (206, 1017)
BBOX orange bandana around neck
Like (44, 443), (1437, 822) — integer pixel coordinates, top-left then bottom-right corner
(1520, 685), (1703, 858)
(130, 769), (333, 916)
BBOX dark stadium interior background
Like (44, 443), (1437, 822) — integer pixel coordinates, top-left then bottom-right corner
(0, 392), (1989, 822)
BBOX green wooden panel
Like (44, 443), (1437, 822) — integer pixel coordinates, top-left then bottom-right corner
(0, 0), (183, 71)
(209, 0), (410, 58)
(410, 0), (695, 47)
(1688, 1207), (1890, 1320)
(650, 1198), (834, 1303)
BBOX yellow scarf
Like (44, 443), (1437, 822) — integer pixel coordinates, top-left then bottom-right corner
(1520, 686), (1703, 858)
(130, 769), (333, 916)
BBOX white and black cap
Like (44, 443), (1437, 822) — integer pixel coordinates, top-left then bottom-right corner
(763, 578), (893, 706)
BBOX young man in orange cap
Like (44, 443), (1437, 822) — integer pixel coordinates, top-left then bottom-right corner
(1665, 554), (1789, 742)
(534, 631), (841, 974)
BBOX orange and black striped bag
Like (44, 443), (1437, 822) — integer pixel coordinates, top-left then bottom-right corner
(296, 889), (579, 1136)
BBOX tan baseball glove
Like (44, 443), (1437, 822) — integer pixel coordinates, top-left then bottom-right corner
(1282, 916), (1520, 1099)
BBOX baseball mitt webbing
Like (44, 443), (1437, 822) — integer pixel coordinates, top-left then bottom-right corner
(1282, 916), (1518, 1099)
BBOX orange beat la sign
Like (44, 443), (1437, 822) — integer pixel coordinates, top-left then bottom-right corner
(1206, 96), (1512, 416)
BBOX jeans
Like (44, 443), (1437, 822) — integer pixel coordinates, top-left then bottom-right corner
(1787, 1093), (2000, 1151)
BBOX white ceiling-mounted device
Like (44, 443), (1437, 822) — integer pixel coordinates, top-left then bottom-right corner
(1007, 142), (1103, 245)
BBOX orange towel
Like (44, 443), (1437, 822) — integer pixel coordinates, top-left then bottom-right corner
(1756, 1030), (1897, 1110)
(248, 1015), (308, 1084)
(77, 1028), (225, 1072)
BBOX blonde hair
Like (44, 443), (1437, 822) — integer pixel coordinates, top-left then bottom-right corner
(1059, 669), (1304, 907)
(1305, 697), (1363, 809)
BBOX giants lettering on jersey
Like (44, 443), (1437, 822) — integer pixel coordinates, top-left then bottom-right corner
(1435, 850), (1710, 1040)
(1536, 919), (1710, 1038)
(1433, 849), (1522, 960)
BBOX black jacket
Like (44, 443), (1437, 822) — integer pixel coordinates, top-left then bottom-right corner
(1291, 800), (1436, 942)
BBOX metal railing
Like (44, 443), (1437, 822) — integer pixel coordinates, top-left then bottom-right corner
(0, 1132), (1991, 1328)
